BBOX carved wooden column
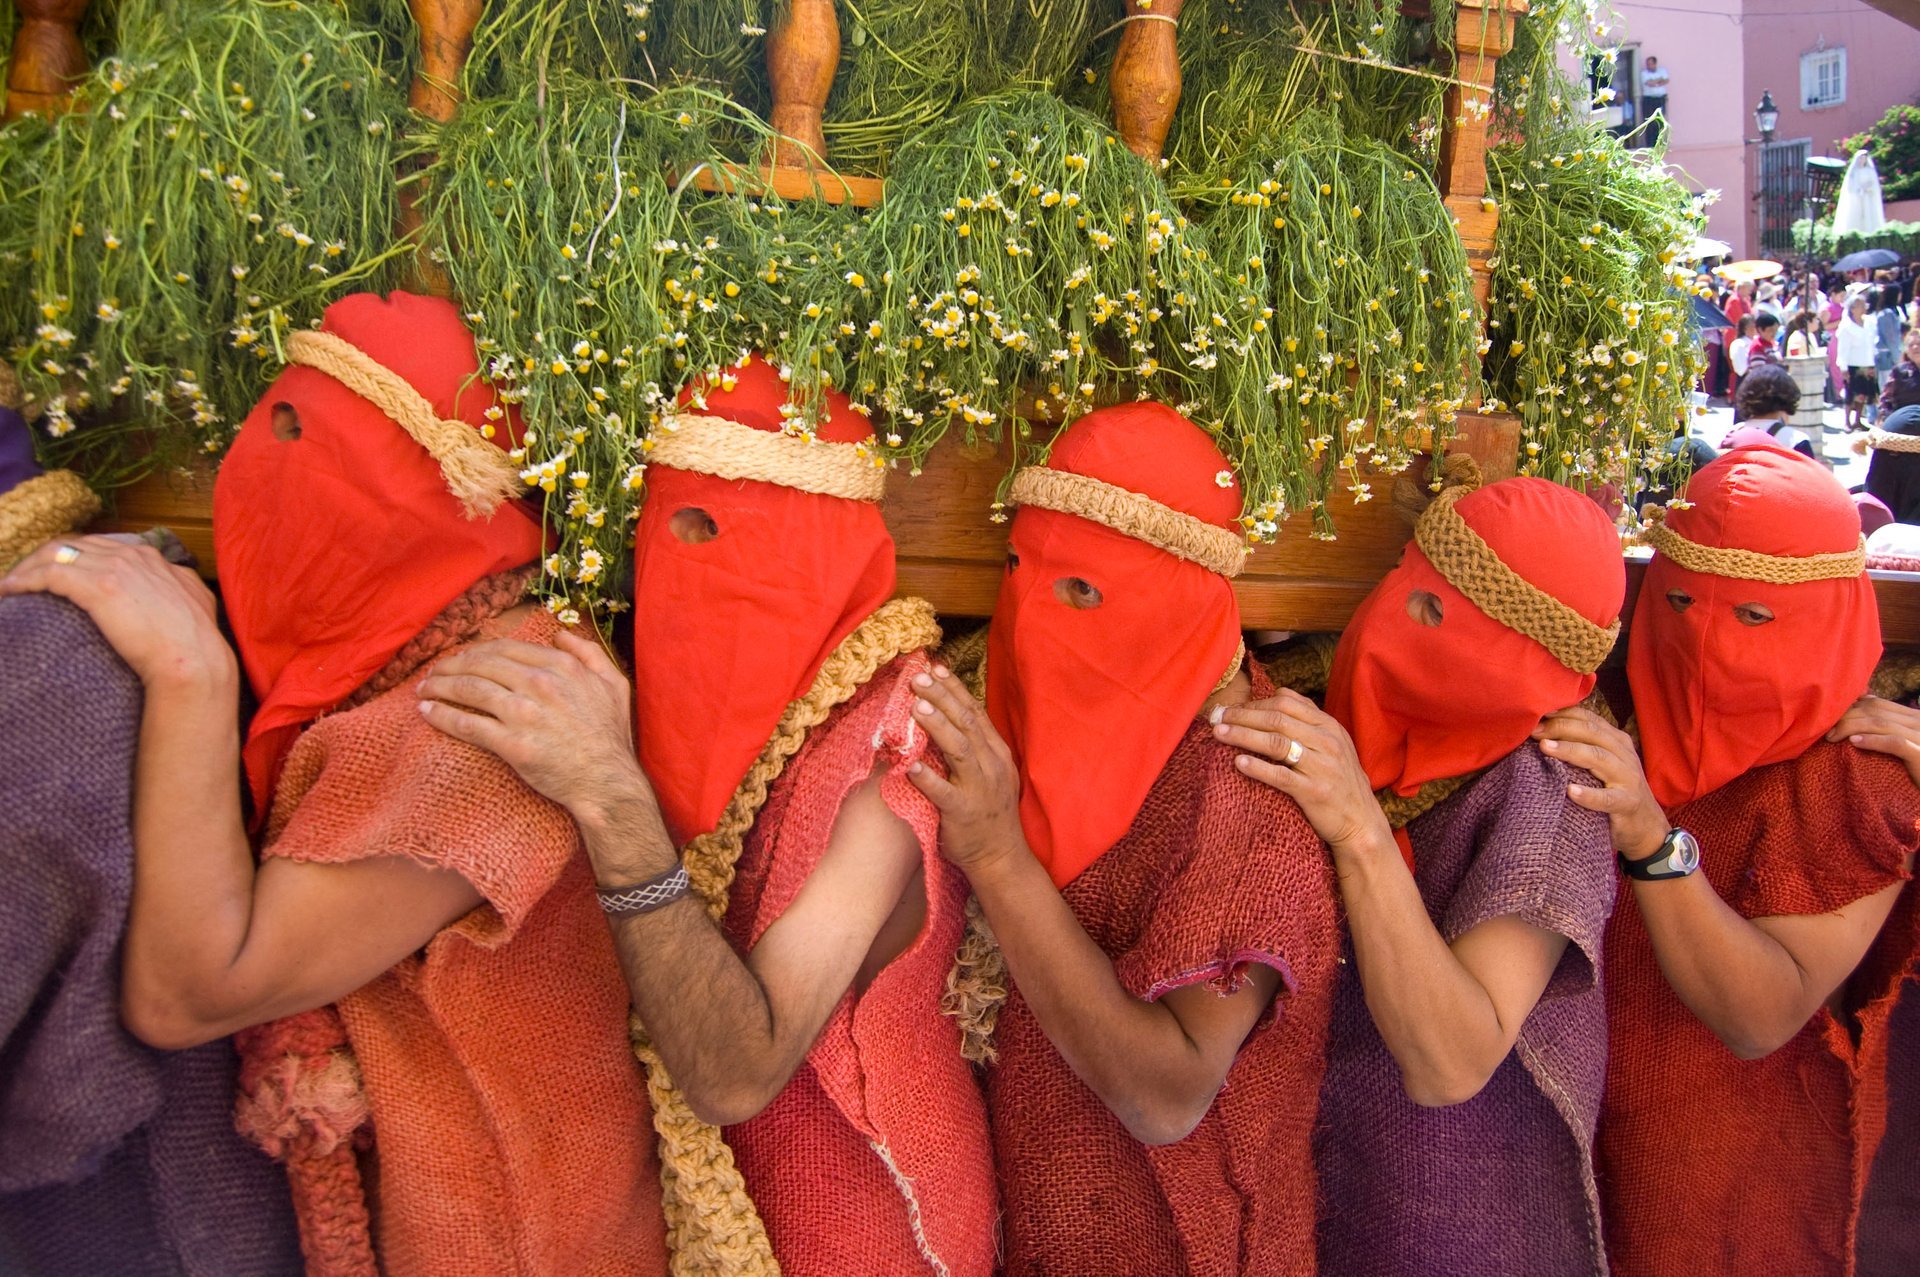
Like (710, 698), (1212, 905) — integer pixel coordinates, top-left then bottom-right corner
(767, 0), (838, 171)
(398, 0), (484, 297)
(3, 0), (91, 122)
(1109, 0), (1185, 162)
(1436, 0), (1525, 313)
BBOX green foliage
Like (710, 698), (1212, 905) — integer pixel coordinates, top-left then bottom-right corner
(1843, 104), (1920, 202)
(1191, 112), (1480, 529)
(1789, 217), (1920, 260)
(0, 0), (406, 481)
(1484, 128), (1706, 494)
(415, 74), (821, 619)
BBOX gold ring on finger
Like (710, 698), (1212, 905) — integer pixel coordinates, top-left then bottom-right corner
(1284, 737), (1306, 766)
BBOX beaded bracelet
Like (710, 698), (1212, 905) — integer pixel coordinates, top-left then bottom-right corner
(596, 863), (692, 917)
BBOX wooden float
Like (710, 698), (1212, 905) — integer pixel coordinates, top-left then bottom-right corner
(27, 0), (1920, 642)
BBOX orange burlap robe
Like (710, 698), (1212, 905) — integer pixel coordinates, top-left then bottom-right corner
(1600, 741), (1920, 1277)
(237, 608), (668, 1276)
(988, 666), (1338, 1277)
(721, 652), (998, 1277)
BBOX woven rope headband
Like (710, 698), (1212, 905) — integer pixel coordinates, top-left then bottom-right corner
(286, 329), (521, 518)
(1864, 428), (1920, 454)
(1644, 518), (1867, 583)
(1414, 485), (1620, 674)
(1007, 466), (1248, 578)
(649, 412), (888, 502)
(0, 469), (101, 569)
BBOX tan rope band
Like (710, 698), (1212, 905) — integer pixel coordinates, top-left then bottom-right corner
(634, 596), (941, 1275)
(650, 413), (888, 502)
(1415, 486), (1620, 674)
(1864, 428), (1920, 454)
(0, 469), (101, 569)
(1008, 466), (1248, 578)
(284, 329), (520, 518)
(1644, 518), (1866, 584)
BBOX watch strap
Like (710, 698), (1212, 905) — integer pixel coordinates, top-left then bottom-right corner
(1619, 829), (1696, 881)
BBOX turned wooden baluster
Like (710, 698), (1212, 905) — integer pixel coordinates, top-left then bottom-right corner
(3, 0), (91, 122)
(1109, 0), (1185, 162)
(1437, 0), (1525, 314)
(398, 0), (485, 297)
(767, 0), (838, 171)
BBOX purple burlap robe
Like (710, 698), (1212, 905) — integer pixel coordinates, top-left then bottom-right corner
(1314, 746), (1617, 1277)
(0, 593), (300, 1276)
(1857, 977), (1919, 1275)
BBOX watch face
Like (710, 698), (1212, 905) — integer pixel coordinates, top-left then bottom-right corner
(1670, 830), (1701, 873)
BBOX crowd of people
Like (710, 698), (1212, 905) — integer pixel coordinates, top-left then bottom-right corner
(2, 292), (1918, 1277)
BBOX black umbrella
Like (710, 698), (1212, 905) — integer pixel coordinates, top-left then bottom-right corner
(1833, 247), (1901, 272)
(1688, 293), (1732, 330)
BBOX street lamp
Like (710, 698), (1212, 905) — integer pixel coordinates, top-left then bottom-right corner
(1754, 90), (1779, 144)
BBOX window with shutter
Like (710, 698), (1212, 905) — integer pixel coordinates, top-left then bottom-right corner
(1801, 48), (1847, 110)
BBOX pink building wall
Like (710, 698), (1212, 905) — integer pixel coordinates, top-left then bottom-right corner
(1602, 0), (1920, 256)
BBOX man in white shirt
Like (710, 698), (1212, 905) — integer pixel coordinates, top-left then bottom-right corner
(1642, 57), (1670, 145)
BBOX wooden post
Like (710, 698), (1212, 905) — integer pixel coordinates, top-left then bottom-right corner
(1109, 0), (1185, 162)
(3, 0), (91, 122)
(767, 0), (838, 171)
(1436, 0), (1525, 313)
(397, 0), (484, 297)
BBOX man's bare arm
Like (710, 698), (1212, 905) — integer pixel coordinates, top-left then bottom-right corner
(1219, 692), (1571, 1106)
(1, 537), (484, 1050)
(1542, 707), (1913, 1057)
(421, 636), (924, 1125)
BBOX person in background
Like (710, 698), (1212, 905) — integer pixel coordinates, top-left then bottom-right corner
(1726, 315), (1757, 410)
(1723, 280), (1755, 328)
(1540, 444), (1920, 1277)
(1781, 311), (1819, 357)
(1881, 326), (1920, 419)
(1640, 56), (1668, 144)
(1827, 280), (1849, 404)
(1841, 289), (1882, 431)
(1723, 364), (1815, 459)
(1218, 467), (1627, 1276)
(1860, 403), (1920, 525)
(1755, 282), (1785, 323)
(1877, 284), (1908, 409)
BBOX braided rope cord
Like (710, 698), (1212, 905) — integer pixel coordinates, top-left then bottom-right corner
(651, 413), (889, 501)
(632, 597), (942, 1276)
(936, 628), (1245, 1064)
(285, 330), (521, 518)
(1416, 485), (1621, 674)
(1258, 634), (1343, 697)
(1643, 518), (1867, 584)
(1008, 466), (1250, 578)
(0, 470), (101, 569)
(1865, 428), (1920, 454)
(1870, 650), (1920, 703)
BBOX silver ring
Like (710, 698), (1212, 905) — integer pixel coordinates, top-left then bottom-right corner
(1284, 737), (1306, 766)
(52, 543), (82, 566)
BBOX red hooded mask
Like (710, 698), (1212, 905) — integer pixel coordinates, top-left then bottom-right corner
(214, 292), (543, 821)
(1327, 474), (1626, 862)
(986, 402), (1248, 888)
(1628, 442), (1878, 809)
(629, 355), (895, 846)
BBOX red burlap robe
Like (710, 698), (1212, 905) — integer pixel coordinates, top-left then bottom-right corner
(722, 651), (997, 1277)
(1600, 740), (1920, 1277)
(988, 667), (1337, 1277)
(236, 606), (668, 1276)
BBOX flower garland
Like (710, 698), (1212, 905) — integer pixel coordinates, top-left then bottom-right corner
(0, 0), (406, 479)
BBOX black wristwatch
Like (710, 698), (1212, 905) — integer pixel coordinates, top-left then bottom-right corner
(1619, 828), (1701, 881)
